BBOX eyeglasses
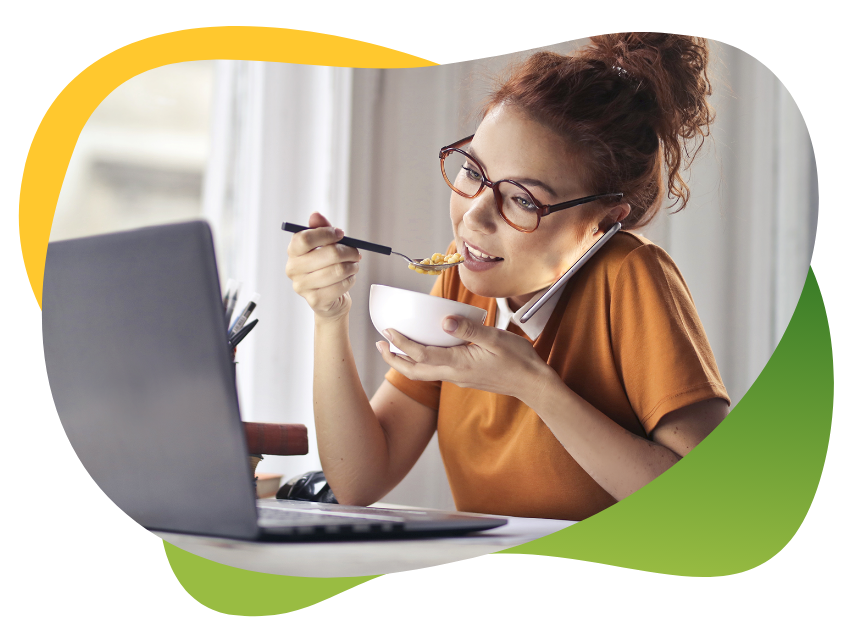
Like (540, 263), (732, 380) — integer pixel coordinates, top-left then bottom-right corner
(439, 135), (623, 233)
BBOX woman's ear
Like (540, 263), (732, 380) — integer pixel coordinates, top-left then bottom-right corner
(597, 203), (631, 233)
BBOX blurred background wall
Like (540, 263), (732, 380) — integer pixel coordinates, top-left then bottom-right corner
(51, 39), (818, 510)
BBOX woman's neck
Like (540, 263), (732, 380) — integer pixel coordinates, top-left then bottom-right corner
(507, 291), (538, 311)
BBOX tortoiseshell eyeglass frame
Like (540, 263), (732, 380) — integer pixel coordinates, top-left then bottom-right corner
(439, 135), (624, 233)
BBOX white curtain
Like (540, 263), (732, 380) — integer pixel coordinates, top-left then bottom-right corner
(203, 60), (352, 477)
(203, 42), (817, 509)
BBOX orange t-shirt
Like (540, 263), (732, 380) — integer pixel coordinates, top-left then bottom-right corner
(384, 231), (730, 521)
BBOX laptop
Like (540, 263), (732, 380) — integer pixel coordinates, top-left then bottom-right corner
(42, 221), (506, 540)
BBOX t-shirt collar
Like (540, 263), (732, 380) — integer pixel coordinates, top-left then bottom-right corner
(495, 283), (566, 341)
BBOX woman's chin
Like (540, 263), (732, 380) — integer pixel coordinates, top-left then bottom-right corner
(457, 267), (517, 300)
(458, 268), (561, 309)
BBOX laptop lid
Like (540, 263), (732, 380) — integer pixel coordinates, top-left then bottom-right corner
(44, 220), (508, 543)
(42, 221), (261, 540)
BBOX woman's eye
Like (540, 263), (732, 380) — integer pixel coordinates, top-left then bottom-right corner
(462, 165), (482, 181)
(514, 196), (538, 210)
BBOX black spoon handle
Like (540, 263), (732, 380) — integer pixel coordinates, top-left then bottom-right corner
(281, 222), (392, 256)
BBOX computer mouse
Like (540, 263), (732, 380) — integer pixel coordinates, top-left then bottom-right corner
(276, 470), (338, 503)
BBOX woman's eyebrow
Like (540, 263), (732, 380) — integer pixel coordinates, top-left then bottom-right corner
(467, 147), (559, 200)
(516, 178), (559, 199)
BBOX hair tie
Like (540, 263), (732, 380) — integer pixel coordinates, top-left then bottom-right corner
(612, 64), (642, 90)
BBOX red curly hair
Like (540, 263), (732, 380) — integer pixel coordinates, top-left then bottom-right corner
(483, 33), (715, 230)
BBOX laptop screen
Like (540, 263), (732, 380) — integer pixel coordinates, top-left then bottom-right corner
(43, 221), (261, 539)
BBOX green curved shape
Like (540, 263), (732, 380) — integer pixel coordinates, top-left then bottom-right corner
(165, 269), (832, 611)
(499, 268), (833, 576)
(164, 542), (378, 615)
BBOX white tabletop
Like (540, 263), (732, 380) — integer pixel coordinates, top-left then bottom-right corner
(154, 503), (575, 578)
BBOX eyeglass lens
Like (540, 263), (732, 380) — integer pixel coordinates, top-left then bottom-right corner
(442, 151), (541, 231)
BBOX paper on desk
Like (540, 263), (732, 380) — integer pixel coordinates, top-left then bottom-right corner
(456, 515), (575, 546)
(371, 502), (575, 547)
(157, 512), (578, 578)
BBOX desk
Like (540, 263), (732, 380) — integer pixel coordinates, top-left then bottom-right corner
(155, 503), (575, 578)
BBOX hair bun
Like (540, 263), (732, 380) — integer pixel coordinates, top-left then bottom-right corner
(585, 33), (713, 130)
(583, 33), (715, 210)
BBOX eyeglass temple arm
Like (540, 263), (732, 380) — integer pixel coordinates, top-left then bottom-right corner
(519, 222), (622, 324)
(439, 135), (475, 157)
(544, 192), (624, 216)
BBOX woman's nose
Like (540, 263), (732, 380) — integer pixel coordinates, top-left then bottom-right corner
(462, 187), (498, 234)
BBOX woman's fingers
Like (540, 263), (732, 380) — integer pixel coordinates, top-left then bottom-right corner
(286, 232), (360, 279)
(293, 260), (360, 294)
(386, 328), (454, 367)
(376, 336), (458, 382)
(307, 211), (332, 229)
(284, 213), (361, 320)
(375, 341), (444, 381)
(375, 319), (543, 395)
(287, 225), (345, 258)
(286, 212), (347, 259)
(384, 329), (436, 364)
(287, 260), (360, 293)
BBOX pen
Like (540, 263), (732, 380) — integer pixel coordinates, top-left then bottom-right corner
(229, 293), (260, 336)
(230, 319), (258, 348)
(221, 278), (235, 315)
(224, 281), (241, 328)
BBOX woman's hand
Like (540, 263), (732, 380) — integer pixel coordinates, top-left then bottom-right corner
(285, 212), (362, 322)
(376, 315), (558, 403)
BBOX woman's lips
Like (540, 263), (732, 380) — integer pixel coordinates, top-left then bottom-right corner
(461, 241), (504, 272)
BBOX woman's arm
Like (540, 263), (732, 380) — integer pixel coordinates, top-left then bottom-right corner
(524, 371), (728, 500)
(313, 316), (437, 505)
(378, 317), (728, 502)
(286, 212), (437, 505)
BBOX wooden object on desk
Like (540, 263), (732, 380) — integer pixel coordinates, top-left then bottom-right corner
(255, 472), (284, 499)
(243, 422), (308, 456)
(247, 457), (283, 498)
(244, 423), (303, 499)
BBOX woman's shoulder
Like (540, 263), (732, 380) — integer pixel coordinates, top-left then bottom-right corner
(602, 230), (656, 259)
(595, 231), (679, 274)
(576, 231), (688, 298)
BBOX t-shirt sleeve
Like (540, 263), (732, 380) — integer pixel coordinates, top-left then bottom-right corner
(382, 269), (448, 412)
(610, 244), (730, 434)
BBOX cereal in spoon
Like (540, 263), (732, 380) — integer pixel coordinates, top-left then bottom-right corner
(408, 252), (465, 275)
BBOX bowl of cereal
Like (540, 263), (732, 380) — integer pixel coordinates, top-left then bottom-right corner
(369, 284), (488, 355)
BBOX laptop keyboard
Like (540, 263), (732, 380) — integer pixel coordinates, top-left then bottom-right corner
(258, 505), (403, 523)
(254, 498), (506, 537)
(257, 505), (407, 534)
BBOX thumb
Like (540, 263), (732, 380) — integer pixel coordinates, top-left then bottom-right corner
(442, 315), (486, 344)
(308, 212), (332, 229)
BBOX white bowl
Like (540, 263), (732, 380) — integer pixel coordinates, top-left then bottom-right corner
(369, 284), (488, 355)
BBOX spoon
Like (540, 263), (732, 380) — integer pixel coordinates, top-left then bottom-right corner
(281, 223), (464, 272)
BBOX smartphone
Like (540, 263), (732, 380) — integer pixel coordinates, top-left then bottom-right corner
(519, 222), (622, 324)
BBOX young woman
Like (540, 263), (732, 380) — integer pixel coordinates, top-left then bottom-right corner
(285, 33), (730, 521)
